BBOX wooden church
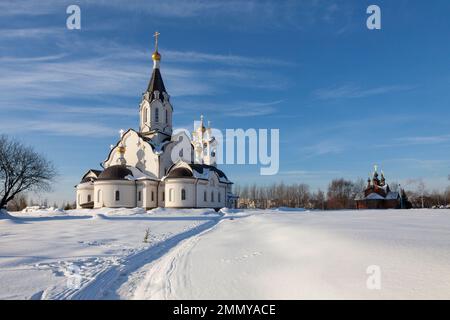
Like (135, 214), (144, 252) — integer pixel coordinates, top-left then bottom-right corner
(355, 165), (410, 209)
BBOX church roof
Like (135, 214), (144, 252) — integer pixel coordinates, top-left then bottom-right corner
(167, 167), (194, 178)
(356, 191), (400, 201)
(98, 165), (133, 181)
(164, 162), (232, 184)
(146, 68), (167, 102)
(80, 169), (102, 183)
(189, 164), (232, 184)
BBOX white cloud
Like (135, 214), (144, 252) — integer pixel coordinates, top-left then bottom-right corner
(301, 140), (345, 157)
(314, 84), (416, 100)
(177, 100), (284, 118)
(0, 119), (116, 137)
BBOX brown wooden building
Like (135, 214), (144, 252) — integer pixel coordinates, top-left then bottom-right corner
(355, 166), (409, 209)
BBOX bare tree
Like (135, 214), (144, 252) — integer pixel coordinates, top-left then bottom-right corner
(0, 135), (57, 209)
(327, 178), (355, 210)
(6, 193), (28, 212)
(417, 180), (426, 209)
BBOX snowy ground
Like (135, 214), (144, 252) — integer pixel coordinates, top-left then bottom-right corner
(1, 208), (450, 299)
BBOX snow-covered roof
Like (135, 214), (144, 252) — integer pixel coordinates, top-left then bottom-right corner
(163, 161), (232, 184)
(125, 166), (158, 181)
(365, 193), (385, 200)
(357, 191), (400, 201)
(385, 192), (400, 200)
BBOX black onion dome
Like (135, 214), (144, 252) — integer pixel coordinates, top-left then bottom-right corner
(97, 165), (133, 181)
(167, 167), (193, 178)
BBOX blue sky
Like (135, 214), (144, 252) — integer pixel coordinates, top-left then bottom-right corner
(1, 0), (450, 204)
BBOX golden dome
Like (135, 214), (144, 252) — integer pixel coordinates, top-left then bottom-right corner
(118, 145), (126, 154)
(152, 51), (161, 61)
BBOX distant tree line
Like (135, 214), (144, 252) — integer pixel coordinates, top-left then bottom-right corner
(235, 178), (450, 210)
(6, 194), (76, 212)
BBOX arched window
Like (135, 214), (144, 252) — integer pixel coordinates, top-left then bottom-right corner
(165, 109), (168, 124)
(155, 108), (159, 122)
(211, 191), (214, 202)
(143, 108), (147, 124)
(78, 194), (80, 204)
(97, 189), (102, 203)
(169, 188), (173, 202)
(204, 191), (207, 202)
(138, 191), (142, 202)
(181, 189), (186, 200)
(115, 190), (120, 201)
(162, 191), (165, 201)
(87, 195), (91, 202)
(218, 192), (221, 203)
(151, 191), (154, 201)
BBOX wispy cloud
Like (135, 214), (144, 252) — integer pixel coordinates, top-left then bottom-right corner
(376, 134), (450, 148)
(395, 135), (450, 145)
(385, 158), (450, 170)
(0, 0), (350, 31)
(0, 119), (116, 137)
(0, 27), (64, 39)
(301, 140), (345, 157)
(314, 84), (416, 100)
(177, 100), (284, 118)
(164, 50), (294, 67)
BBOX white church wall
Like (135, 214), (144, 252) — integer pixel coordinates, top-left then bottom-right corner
(137, 180), (159, 209)
(104, 130), (160, 178)
(196, 181), (217, 208)
(149, 99), (163, 130)
(164, 178), (196, 208)
(158, 182), (165, 207)
(94, 180), (136, 208)
(162, 100), (173, 136)
(76, 183), (94, 209)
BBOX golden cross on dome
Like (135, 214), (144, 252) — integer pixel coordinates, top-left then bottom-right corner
(153, 31), (160, 51)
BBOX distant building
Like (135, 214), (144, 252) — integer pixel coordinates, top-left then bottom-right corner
(355, 165), (410, 209)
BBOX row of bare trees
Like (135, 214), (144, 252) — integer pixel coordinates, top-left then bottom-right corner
(235, 178), (450, 210)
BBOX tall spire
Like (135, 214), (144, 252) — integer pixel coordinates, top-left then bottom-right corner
(152, 31), (161, 69)
(146, 31), (167, 99)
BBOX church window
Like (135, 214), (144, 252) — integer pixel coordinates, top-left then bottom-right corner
(115, 190), (120, 201)
(138, 191), (141, 202)
(87, 195), (91, 203)
(165, 109), (168, 124)
(97, 190), (102, 202)
(151, 191), (154, 201)
(169, 188), (173, 202)
(181, 189), (186, 201)
(155, 108), (159, 122)
(204, 191), (207, 202)
(143, 108), (147, 124)
(218, 192), (221, 203)
(162, 191), (165, 201)
(211, 191), (214, 202)
(78, 194), (80, 204)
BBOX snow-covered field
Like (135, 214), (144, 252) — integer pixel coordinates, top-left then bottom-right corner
(1, 208), (450, 299)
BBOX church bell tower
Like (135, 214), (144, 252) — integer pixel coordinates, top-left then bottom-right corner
(139, 32), (173, 144)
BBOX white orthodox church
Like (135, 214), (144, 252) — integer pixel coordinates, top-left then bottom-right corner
(76, 34), (236, 210)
